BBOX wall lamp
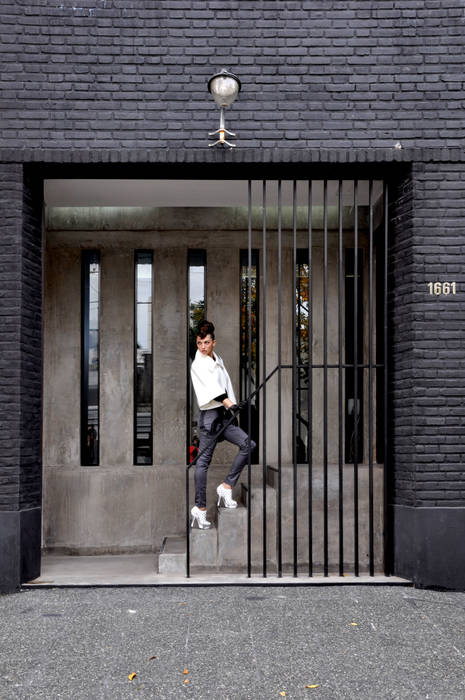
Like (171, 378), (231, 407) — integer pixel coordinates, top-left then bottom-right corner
(208, 69), (241, 148)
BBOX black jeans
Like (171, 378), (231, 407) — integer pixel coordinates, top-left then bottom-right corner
(194, 408), (256, 508)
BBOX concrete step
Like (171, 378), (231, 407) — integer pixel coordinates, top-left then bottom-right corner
(159, 506), (249, 574)
(241, 483), (277, 572)
(266, 463), (385, 571)
(158, 526), (218, 575)
(158, 535), (185, 575)
(217, 505), (247, 573)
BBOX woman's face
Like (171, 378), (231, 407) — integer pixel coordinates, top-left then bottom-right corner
(196, 334), (216, 358)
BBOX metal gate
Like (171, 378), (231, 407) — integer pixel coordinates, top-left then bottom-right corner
(187, 179), (389, 578)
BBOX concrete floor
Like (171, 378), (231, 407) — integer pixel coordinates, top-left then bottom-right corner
(25, 553), (409, 587)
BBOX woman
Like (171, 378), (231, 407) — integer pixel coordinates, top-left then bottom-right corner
(190, 320), (256, 529)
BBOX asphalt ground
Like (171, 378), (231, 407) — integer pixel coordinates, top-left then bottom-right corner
(0, 585), (464, 699)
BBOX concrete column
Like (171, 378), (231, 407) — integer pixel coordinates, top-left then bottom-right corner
(43, 248), (81, 466)
(264, 239), (293, 464)
(152, 247), (187, 543)
(207, 246), (240, 466)
(100, 249), (133, 466)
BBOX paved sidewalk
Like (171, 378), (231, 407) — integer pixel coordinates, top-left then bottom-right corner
(0, 585), (464, 699)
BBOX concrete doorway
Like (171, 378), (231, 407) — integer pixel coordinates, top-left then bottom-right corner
(41, 177), (388, 580)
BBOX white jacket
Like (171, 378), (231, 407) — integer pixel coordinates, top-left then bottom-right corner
(191, 350), (237, 410)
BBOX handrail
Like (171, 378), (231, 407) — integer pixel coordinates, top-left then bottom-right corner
(185, 364), (280, 577)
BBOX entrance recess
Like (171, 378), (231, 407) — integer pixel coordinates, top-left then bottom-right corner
(186, 179), (389, 578)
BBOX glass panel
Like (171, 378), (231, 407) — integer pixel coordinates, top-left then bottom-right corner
(240, 249), (259, 463)
(188, 250), (206, 460)
(135, 251), (153, 465)
(81, 251), (100, 466)
(296, 249), (310, 463)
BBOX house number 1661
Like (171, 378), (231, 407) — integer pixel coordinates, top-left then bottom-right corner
(428, 282), (457, 296)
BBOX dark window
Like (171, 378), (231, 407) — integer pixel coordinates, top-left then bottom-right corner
(134, 251), (153, 465)
(81, 251), (100, 466)
(296, 249), (310, 463)
(345, 248), (364, 463)
(240, 249), (259, 462)
(187, 250), (206, 460)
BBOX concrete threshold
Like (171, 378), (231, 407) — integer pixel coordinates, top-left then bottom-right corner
(23, 554), (411, 588)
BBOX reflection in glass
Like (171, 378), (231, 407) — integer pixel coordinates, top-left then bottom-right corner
(296, 250), (310, 463)
(135, 251), (153, 465)
(187, 250), (206, 460)
(240, 249), (259, 463)
(81, 251), (100, 466)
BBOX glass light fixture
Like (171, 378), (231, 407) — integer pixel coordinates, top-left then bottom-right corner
(208, 69), (241, 148)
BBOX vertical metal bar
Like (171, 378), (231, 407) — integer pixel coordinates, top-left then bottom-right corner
(262, 180), (267, 578)
(307, 180), (313, 577)
(323, 180), (329, 577)
(277, 179), (283, 578)
(338, 180), (344, 577)
(292, 180), (298, 577)
(186, 251), (191, 578)
(247, 180), (252, 578)
(186, 252), (191, 464)
(383, 181), (390, 576)
(368, 180), (375, 576)
(353, 180), (359, 577)
(186, 467), (190, 577)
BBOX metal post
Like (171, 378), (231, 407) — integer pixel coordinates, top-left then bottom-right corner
(337, 180), (344, 577)
(247, 180), (252, 578)
(307, 180), (313, 577)
(277, 179), (282, 578)
(353, 180), (359, 577)
(323, 180), (329, 577)
(262, 180), (267, 578)
(383, 181), (390, 576)
(292, 180), (298, 577)
(368, 180), (375, 576)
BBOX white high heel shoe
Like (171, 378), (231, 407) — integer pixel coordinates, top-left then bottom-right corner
(191, 506), (211, 529)
(216, 484), (237, 509)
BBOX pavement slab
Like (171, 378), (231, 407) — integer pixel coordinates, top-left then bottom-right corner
(0, 586), (464, 699)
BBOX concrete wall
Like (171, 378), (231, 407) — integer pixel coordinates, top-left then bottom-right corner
(42, 211), (379, 554)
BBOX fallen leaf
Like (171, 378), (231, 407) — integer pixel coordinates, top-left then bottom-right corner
(147, 656), (157, 662)
(183, 669), (189, 675)
(128, 673), (136, 681)
(184, 679), (189, 685)
(306, 684), (319, 689)
(350, 622), (358, 626)
(280, 693), (286, 697)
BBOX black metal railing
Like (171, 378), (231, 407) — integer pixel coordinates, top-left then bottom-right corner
(185, 178), (389, 579)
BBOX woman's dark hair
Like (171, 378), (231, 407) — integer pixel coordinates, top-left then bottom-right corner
(196, 320), (215, 340)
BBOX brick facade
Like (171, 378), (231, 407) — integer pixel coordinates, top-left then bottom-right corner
(0, 1), (464, 151)
(0, 1), (464, 590)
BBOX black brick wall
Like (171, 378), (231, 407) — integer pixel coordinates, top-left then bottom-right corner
(0, 0), (465, 151)
(0, 0), (464, 587)
(20, 172), (43, 511)
(389, 170), (416, 508)
(0, 165), (42, 514)
(408, 163), (465, 507)
(389, 163), (465, 512)
(0, 164), (24, 512)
